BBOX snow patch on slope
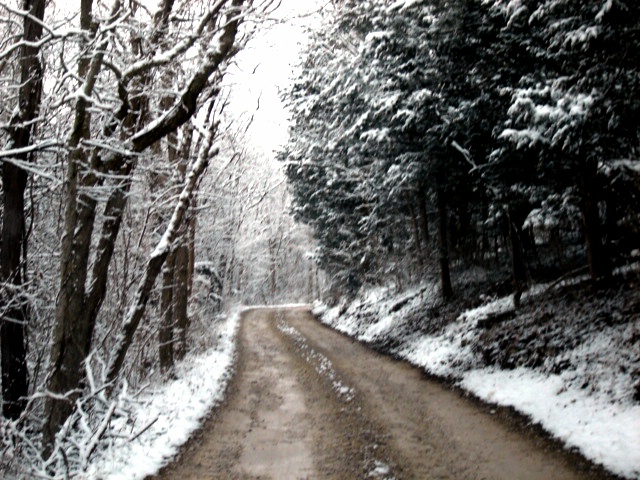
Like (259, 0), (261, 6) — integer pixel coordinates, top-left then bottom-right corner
(315, 281), (640, 479)
(83, 310), (240, 480)
(461, 368), (640, 478)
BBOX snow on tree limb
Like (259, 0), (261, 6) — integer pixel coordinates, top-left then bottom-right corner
(105, 124), (218, 388)
(130, 0), (245, 151)
(121, 0), (228, 82)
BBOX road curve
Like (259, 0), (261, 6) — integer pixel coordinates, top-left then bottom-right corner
(149, 306), (615, 480)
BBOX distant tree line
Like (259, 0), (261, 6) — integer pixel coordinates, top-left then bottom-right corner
(281, 0), (640, 300)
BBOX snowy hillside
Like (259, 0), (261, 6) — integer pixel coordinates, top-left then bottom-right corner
(76, 312), (238, 480)
(314, 272), (640, 479)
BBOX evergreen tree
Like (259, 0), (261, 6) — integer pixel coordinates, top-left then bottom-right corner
(495, 0), (640, 282)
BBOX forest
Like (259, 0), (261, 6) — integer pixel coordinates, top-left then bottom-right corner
(282, 0), (640, 302)
(0, 0), (321, 477)
(0, 0), (639, 477)
(286, 7), (640, 475)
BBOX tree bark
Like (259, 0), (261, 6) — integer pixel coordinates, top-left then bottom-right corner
(159, 250), (175, 371)
(417, 189), (430, 261)
(157, 73), (179, 370)
(1, 0), (46, 420)
(508, 213), (527, 308)
(173, 243), (190, 360)
(436, 186), (453, 300)
(187, 199), (197, 298)
(84, 164), (134, 346)
(408, 203), (423, 269)
(579, 166), (611, 284)
(1, 164), (29, 420)
(172, 126), (193, 360)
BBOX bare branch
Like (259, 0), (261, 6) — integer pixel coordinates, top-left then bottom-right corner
(121, 0), (228, 82)
(105, 126), (218, 386)
(130, 0), (245, 151)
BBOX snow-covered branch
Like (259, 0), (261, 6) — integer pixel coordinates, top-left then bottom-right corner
(121, 0), (227, 82)
(105, 124), (218, 387)
(130, 0), (245, 151)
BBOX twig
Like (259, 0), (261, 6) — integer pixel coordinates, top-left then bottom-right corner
(544, 265), (591, 292)
(84, 401), (117, 465)
(127, 417), (158, 443)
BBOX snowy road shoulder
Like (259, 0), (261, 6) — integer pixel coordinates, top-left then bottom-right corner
(83, 310), (240, 480)
(315, 283), (640, 480)
(460, 368), (640, 479)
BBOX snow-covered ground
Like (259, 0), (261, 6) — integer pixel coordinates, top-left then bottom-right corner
(81, 309), (241, 480)
(30, 290), (635, 479)
(314, 281), (640, 480)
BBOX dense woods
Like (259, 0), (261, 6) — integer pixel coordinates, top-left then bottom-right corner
(0, 0), (320, 476)
(281, 0), (640, 300)
(1, 0), (639, 476)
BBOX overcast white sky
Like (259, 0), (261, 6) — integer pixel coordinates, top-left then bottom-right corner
(223, 0), (326, 156)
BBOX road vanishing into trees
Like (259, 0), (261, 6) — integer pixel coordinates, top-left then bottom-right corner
(150, 307), (614, 480)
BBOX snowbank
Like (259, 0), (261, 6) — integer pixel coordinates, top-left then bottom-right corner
(314, 281), (640, 479)
(82, 309), (240, 480)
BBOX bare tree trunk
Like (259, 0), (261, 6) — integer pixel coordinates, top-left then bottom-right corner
(579, 165), (611, 284)
(1, 0), (46, 420)
(188, 199), (197, 298)
(172, 126), (194, 360)
(436, 186), (453, 300)
(156, 77), (179, 370)
(185, 128), (197, 303)
(268, 237), (278, 298)
(508, 214), (527, 308)
(0, 166), (29, 420)
(417, 189), (430, 260)
(408, 203), (423, 270)
(173, 243), (190, 360)
(159, 251), (175, 371)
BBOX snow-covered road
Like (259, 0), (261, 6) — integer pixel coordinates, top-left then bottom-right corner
(149, 306), (615, 480)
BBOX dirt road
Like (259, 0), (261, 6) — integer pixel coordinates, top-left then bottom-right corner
(150, 306), (613, 479)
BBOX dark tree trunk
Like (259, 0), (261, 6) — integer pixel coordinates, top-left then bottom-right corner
(173, 243), (190, 360)
(158, 85), (179, 370)
(507, 214), (527, 308)
(417, 189), (430, 261)
(187, 201), (196, 298)
(1, 165), (29, 419)
(579, 166), (611, 284)
(172, 129), (193, 361)
(456, 202), (473, 262)
(436, 186), (453, 300)
(1, 0), (46, 420)
(159, 251), (176, 371)
(268, 238), (278, 298)
(408, 203), (424, 269)
(480, 196), (490, 265)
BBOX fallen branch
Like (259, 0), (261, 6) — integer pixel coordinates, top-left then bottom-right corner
(128, 417), (158, 443)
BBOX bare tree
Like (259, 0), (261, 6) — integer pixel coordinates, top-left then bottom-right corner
(1, 0), (46, 420)
(42, 0), (249, 454)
